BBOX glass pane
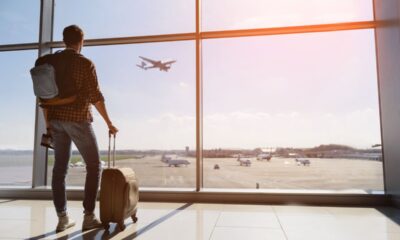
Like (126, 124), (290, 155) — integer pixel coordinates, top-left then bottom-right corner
(0, 0), (40, 44)
(54, 0), (195, 40)
(0, 50), (37, 186)
(47, 41), (196, 189)
(203, 0), (374, 31)
(203, 29), (383, 193)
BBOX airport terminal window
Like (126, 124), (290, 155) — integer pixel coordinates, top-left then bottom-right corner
(53, 0), (195, 40)
(202, 29), (384, 192)
(0, 0), (40, 45)
(0, 50), (37, 186)
(203, 0), (374, 31)
(47, 42), (196, 188)
(0, 1), (384, 193)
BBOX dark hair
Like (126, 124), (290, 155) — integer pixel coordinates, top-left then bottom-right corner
(63, 25), (84, 46)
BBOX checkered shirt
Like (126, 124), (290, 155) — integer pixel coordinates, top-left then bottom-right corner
(47, 50), (104, 122)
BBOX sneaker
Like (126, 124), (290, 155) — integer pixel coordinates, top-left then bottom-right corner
(82, 213), (103, 231)
(56, 213), (76, 233)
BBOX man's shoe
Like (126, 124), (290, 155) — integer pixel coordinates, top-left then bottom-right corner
(56, 213), (76, 233)
(82, 213), (103, 231)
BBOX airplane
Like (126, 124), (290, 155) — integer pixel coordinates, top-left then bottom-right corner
(138, 56), (176, 72)
(237, 156), (251, 167)
(161, 154), (190, 167)
(257, 153), (272, 161)
(295, 158), (311, 166)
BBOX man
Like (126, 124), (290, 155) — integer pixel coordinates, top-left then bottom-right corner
(45, 25), (118, 232)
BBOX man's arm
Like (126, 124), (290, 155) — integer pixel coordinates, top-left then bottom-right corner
(94, 100), (118, 135)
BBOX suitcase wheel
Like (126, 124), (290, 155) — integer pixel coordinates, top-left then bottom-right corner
(118, 222), (126, 231)
(103, 223), (110, 231)
(131, 215), (138, 223)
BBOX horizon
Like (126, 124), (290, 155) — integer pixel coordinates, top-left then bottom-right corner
(0, 143), (382, 152)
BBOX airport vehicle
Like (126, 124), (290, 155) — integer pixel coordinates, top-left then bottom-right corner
(295, 158), (311, 166)
(237, 156), (251, 166)
(70, 160), (105, 168)
(161, 154), (190, 167)
(138, 56), (176, 72)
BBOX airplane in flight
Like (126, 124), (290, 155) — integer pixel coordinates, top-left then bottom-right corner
(137, 56), (176, 72)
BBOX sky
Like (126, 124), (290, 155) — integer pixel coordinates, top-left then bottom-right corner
(0, 0), (381, 150)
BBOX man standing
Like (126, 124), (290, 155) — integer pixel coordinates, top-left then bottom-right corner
(46, 25), (118, 232)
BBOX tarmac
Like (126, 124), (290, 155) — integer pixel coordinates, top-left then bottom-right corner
(51, 155), (384, 192)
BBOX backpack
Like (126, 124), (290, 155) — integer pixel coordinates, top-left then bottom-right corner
(30, 50), (78, 106)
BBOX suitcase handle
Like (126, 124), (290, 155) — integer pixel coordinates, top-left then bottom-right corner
(108, 133), (116, 168)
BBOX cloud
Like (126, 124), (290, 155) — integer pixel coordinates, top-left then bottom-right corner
(179, 82), (188, 88)
(203, 109), (381, 149)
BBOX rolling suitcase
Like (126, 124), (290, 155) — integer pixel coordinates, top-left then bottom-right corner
(100, 134), (139, 231)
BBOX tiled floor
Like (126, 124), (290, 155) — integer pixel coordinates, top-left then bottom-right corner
(0, 199), (399, 240)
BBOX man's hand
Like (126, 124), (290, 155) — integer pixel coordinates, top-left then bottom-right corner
(108, 123), (118, 136)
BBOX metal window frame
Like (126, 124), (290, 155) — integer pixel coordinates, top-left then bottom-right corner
(0, 0), (389, 205)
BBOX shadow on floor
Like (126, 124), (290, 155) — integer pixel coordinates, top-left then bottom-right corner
(0, 199), (16, 204)
(377, 207), (400, 225)
(27, 203), (193, 240)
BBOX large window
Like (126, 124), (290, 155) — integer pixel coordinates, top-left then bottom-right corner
(203, 0), (374, 31)
(0, 50), (37, 186)
(47, 42), (196, 188)
(0, 1), (40, 44)
(203, 29), (383, 192)
(54, 0), (195, 40)
(0, 1), (384, 195)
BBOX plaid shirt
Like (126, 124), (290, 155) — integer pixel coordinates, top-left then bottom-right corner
(47, 49), (104, 122)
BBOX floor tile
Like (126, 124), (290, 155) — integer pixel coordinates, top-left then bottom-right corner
(0, 199), (400, 240)
(210, 227), (286, 240)
(217, 211), (281, 229)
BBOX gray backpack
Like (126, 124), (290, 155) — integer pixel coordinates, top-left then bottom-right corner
(30, 50), (78, 106)
(30, 63), (58, 99)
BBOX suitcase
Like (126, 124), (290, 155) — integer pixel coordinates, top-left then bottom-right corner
(100, 134), (139, 231)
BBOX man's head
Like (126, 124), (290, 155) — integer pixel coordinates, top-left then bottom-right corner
(63, 25), (84, 52)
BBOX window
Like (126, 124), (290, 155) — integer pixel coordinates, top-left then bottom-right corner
(203, 0), (374, 31)
(0, 50), (37, 186)
(0, 1), (40, 44)
(0, 1), (384, 195)
(54, 0), (195, 40)
(47, 42), (196, 188)
(203, 29), (383, 192)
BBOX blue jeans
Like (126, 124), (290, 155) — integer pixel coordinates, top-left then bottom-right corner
(50, 120), (101, 214)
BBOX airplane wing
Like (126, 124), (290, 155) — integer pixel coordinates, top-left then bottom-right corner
(163, 60), (176, 65)
(139, 56), (158, 64)
(145, 65), (158, 69)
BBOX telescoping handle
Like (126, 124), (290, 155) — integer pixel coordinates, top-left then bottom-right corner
(108, 132), (116, 168)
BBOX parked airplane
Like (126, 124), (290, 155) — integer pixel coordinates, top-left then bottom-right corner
(237, 156), (251, 167)
(161, 154), (190, 167)
(257, 153), (272, 161)
(295, 158), (311, 166)
(138, 56), (176, 72)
